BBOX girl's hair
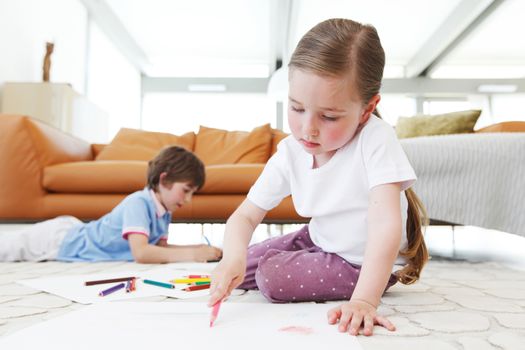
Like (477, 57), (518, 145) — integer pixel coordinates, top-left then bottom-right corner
(289, 18), (384, 117)
(147, 146), (205, 192)
(290, 18), (428, 283)
(397, 188), (429, 284)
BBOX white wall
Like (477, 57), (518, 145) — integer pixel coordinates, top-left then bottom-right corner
(0, 0), (142, 142)
(87, 22), (142, 139)
(0, 0), (87, 106)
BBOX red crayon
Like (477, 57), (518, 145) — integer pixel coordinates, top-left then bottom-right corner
(187, 275), (210, 278)
(183, 284), (211, 292)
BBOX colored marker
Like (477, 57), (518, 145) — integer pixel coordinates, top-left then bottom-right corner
(172, 278), (211, 284)
(85, 276), (137, 286)
(99, 282), (125, 297)
(130, 278), (136, 291)
(210, 300), (222, 327)
(183, 284), (211, 292)
(143, 279), (175, 289)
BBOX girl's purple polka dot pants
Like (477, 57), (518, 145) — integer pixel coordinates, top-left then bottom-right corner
(238, 225), (397, 303)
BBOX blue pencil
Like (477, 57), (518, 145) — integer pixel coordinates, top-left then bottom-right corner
(99, 282), (125, 297)
(202, 233), (211, 246)
(143, 279), (175, 289)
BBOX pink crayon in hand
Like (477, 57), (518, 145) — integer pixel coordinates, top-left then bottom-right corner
(210, 300), (222, 327)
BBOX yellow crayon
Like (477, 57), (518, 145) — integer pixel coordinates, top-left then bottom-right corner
(170, 278), (211, 284)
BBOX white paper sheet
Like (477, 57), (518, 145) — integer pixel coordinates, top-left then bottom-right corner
(17, 268), (216, 304)
(0, 302), (362, 350)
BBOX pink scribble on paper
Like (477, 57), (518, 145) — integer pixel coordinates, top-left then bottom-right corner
(278, 326), (314, 335)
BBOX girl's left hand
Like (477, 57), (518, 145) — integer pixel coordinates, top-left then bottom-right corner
(327, 300), (396, 336)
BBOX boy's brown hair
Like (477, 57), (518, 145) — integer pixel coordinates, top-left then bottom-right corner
(147, 146), (205, 191)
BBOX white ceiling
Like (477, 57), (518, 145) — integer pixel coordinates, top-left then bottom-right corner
(88, 0), (525, 79)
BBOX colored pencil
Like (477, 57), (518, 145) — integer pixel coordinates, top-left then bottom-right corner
(143, 279), (175, 289)
(126, 279), (136, 293)
(187, 275), (210, 278)
(171, 278), (210, 284)
(187, 281), (211, 286)
(99, 282), (125, 297)
(202, 234), (211, 246)
(210, 300), (222, 327)
(84, 276), (137, 286)
(183, 284), (211, 292)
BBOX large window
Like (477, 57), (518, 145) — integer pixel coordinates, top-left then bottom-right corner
(141, 92), (276, 134)
(422, 99), (473, 115)
(491, 94), (525, 122)
(378, 94), (417, 125)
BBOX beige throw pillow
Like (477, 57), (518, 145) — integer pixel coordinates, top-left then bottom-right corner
(396, 110), (481, 138)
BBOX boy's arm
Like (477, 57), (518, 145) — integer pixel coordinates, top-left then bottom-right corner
(128, 234), (222, 263)
(156, 239), (168, 247)
(156, 239), (218, 250)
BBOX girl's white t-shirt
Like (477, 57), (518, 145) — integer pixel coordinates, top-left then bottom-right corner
(247, 116), (417, 266)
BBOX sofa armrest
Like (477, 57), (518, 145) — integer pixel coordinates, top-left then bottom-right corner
(0, 114), (93, 219)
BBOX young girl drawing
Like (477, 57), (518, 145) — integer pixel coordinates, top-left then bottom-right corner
(209, 18), (428, 336)
(0, 146), (222, 263)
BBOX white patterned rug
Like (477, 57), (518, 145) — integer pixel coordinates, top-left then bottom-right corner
(0, 259), (524, 350)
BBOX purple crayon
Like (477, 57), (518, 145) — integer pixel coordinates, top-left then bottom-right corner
(99, 282), (125, 297)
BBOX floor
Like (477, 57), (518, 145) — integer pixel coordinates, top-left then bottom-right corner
(0, 223), (524, 349)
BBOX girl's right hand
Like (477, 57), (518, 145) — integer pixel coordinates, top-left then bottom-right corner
(208, 256), (246, 306)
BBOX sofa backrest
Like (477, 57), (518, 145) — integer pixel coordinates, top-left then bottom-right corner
(92, 124), (290, 165)
(271, 128), (289, 156)
(193, 124), (273, 165)
(95, 127), (195, 161)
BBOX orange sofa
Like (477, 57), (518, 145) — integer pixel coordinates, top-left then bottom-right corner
(0, 114), (305, 223)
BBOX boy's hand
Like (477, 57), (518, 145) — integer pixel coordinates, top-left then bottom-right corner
(327, 300), (395, 336)
(208, 257), (246, 307)
(193, 244), (222, 263)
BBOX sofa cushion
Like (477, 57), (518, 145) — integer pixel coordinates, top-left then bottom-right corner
(44, 161), (148, 193)
(44, 162), (264, 194)
(95, 128), (195, 161)
(475, 121), (525, 133)
(194, 124), (272, 165)
(91, 143), (107, 157)
(271, 128), (289, 155)
(396, 110), (481, 138)
(199, 164), (264, 194)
